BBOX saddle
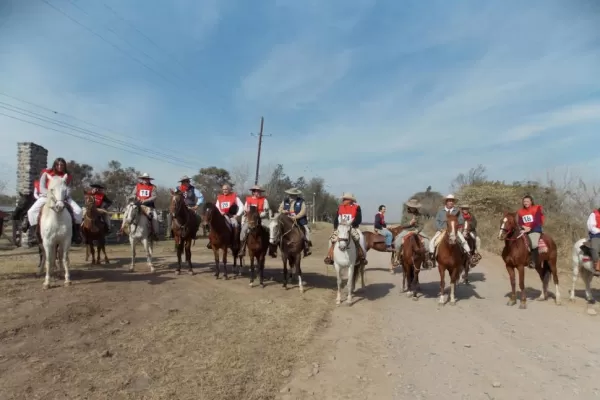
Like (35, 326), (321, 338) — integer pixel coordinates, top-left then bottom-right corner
(523, 234), (549, 254)
(580, 241), (599, 261)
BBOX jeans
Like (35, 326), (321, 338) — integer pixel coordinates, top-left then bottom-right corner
(379, 228), (393, 246)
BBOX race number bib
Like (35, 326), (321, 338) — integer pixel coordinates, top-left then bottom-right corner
(138, 189), (151, 197)
(521, 214), (534, 223)
(341, 214), (352, 223)
(220, 201), (230, 209)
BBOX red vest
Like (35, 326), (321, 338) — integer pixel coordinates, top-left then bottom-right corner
(517, 205), (544, 228)
(33, 180), (41, 196)
(135, 183), (154, 201)
(94, 193), (105, 208)
(594, 210), (600, 229)
(458, 211), (471, 229)
(217, 193), (237, 213)
(42, 169), (72, 188)
(245, 196), (265, 212)
(338, 203), (358, 223)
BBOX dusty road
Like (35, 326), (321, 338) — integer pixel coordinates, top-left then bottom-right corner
(282, 248), (600, 400)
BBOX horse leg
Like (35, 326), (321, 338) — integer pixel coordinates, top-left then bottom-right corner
(449, 266), (459, 305)
(503, 265), (515, 305)
(282, 253), (289, 289)
(249, 253), (256, 287)
(61, 243), (71, 287)
(536, 265), (549, 301)
(360, 262), (366, 288)
(581, 268), (595, 303)
(222, 247), (229, 280)
(129, 237), (136, 272)
(42, 241), (54, 289)
(411, 267), (420, 301)
(438, 264), (446, 305)
(518, 265), (527, 309)
(462, 260), (470, 285)
(185, 239), (194, 275)
(258, 254), (266, 287)
(549, 259), (561, 305)
(87, 239), (96, 265)
(346, 263), (354, 305)
(175, 238), (183, 274)
(335, 264), (342, 305)
(213, 247), (221, 279)
(101, 238), (109, 264)
(296, 256), (304, 294)
(143, 238), (155, 273)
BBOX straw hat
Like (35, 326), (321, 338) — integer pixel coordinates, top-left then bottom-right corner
(178, 175), (191, 182)
(249, 184), (265, 192)
(341, 192), (356, 201)
(459, 204), (470, 209)
(404, 198), (422, 208)
(285, 187), (302, 195)
(444, 194), (457, 202)
(138, 173), (154, 180)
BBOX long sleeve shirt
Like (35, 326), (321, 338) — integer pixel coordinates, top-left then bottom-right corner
(434, 207), (464, 231)
(130, 185), (157, 205)
(216, 196), (244, 217)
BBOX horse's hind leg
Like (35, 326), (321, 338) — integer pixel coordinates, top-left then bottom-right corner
(258, 255), (266, 287)
(249, 255), (256, 287)
(101, 239), (109, 264)
(213, 248), (220, 279)
(143, 238), (155, 273)
(296, 257), (304, 293)
(462, 261), (470, 285)
(449, 267), (459, 305)
(438, 265), (446, 305)
(518, 265), (527, 309)
(411, 268), (420, 301)
(175, 239), (184, 274)
(61, 244), (71, 287)
(129, 238), (136, 272)
(536, 265), (550, 301)
(185, 239), (194, 275)
(506, 266), (517, 306)
(222, 248), (229, 280)
(282, 255), (289, 289)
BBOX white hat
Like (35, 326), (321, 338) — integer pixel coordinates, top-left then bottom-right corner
(341, 192), (356, 201)
(178, 175), (191, 182)
(444, 194), (457, 201)
(285, 187), (302, 195)
(249, 184), (265, 192)
(405, 198), (422, 208)
(138, 173), (154, 180)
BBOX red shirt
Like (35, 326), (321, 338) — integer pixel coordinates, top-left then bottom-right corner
(517, 205), (545, 229)
(33, 180), (41, 197)
(42, 168), (72, 188)
(458, 211), (471, 229)
(136, 183), (154, 201)
(93, 193), (105, 207)
(245, 196), (265, 213)
(338, 203), (358, 223)
(217, 193), (237, 213)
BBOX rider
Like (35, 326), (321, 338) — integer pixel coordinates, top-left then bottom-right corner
(374, 205), (393, 252)
(177, 175), (204, 239)
(240, 185), (270, 256)
(279, 187), (312, 257)
(428, 194), (472, 267)
(324, 192), (367, 266)
(393, 198), (432, 268)
(208, 184), (243, 248)
(517, 194), (544, 268)
(458, 204), (482, 261)
(586, 206), (600, 274)
(89, 183), (113, 233)
(24, 158), (83, 238)
(131, 173), (160, 241)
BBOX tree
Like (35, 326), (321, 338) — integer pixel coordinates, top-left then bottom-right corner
(94, 160), (140, 211)
(154, 186), (172, 210)
(67, 160), (94, 203)
(262, 164), (293, 210)
(230, 163), (252, 196)
(450, 164), (488, 192)
(192, 166), (232, 202)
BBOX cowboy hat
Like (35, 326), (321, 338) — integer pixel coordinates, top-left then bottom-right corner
(138, 173), (154, 180)
(444, 194), (457, 201)
(285, 187), (302, 195)
(341, 192), (356, 201)
(404, 198), (422, 208)
(178, 175), (191, 182)
(90, 183), (105, 189)
(249, 184), (265, 192)
(459, 204), (470, 209)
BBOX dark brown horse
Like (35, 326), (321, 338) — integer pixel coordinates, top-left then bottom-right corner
(498, 212), (560, 309)
(81, 193), (109, 265)
(270, 213), (306, 292)
(364, 225), (404, 273)
(244, 206), (269, 287)
(203, 202), (240, 279)
(400, 232), (426, 300)
(461, 220), (479, 285)
(170, 189), (200, 275)
(435, 212), (467, 306)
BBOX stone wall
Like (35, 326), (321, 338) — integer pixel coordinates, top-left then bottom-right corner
(16, 142), (48, 246)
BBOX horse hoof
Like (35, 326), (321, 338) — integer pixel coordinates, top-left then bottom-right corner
(336, 300), (341, 305)
(536, 296), (546, 301)
(188, 270), (194, 276)
(175, 270), (180, 275)
(507, 300), (517, 306)
(64, 281), (71, 287)
(249, 282), (254, 287)
(129, 267), (134, 272)
(43, 283), (50, 290)
(519, 302), (527, 309)
(412, 296), (418, 301)
(406, 292), (413, 298)
(261, 283), (265, 288)
(555, 300), (562, 306)
(449, 300), (456, 306)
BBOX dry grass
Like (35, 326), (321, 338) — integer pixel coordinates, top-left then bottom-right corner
(456, 175), (600, 272)
(0, 232), (336, 400)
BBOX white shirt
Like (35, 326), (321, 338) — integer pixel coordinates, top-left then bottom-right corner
(215, 195), (244, 217)
(587, 212), (600, 235)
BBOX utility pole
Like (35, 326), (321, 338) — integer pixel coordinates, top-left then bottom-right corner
(312, 192), (316, 223)
(251, 117), (270, 185)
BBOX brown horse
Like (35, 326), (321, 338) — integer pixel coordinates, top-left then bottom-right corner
(170, 189), (200, 275)
(364, 225), (404, 272)
(498, 212), (560, 309)
(244, 206), (269, 287)
(271, 213), (306, 292)
(400, 232), (426, 300)
(435, 212), (467, 305)
(203, 202), (240, 279)
(81, 194), (109, 265)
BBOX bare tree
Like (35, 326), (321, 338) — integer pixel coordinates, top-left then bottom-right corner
(230, 162), (252, 195)
(450, 164), (488, 192)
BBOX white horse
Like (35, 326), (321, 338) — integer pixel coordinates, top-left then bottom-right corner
(40, 175), (73, 289)
(333, 221), (362, 305)
(121, 201), (154, 272)
(570, 238), (598, 303)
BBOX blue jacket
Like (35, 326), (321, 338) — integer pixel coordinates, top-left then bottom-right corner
(283, 197), (308, 226)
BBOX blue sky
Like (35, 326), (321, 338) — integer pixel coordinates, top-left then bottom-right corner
(0, 0), (599, 220)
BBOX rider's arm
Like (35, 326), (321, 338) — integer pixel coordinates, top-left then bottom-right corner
(374, 213), (382, 230)
(470, 215), (478, 231)
(234, 197), (244, 217)
(587, 213), (600, 234)
(538, 206), (545, 226)
(194, 189), (204, 205)
(261, 198), (270, 218)
(140, 186), (157, 205)
(435, 209), (445, 230)
(457, 212), (465, 227)
(352, 206), (362, 228)
(39, 171), (49, 197)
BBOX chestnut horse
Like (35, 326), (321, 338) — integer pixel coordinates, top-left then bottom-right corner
(81, 193), (109, 265)
(244, 206), (269, 287)
(170, 189), (200, 275)
(435, 212), (467, 305)
(400, 232), (426, 300)
(364, 225), (404, 273)
(203, 202), (240, 279)
(498, 212), (560, 309)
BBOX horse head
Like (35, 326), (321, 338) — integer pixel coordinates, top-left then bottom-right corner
(246, 206), (261, 232)
(498, 212), (518, 240)
(445, 212), (458, 245)
(337, 221), (352, 251)
(202, 202), (217, 223)
(268, 213), (280, 244)
(46, 175), (69, 213)
(13, 191), (35, 220)
(124, 199), (140, 226)
(169, 188), (185, 217)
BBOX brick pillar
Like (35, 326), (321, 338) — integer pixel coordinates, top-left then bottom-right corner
(17, 142), (48, 246)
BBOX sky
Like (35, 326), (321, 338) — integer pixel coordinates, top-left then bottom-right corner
(0, 0), (599, 221)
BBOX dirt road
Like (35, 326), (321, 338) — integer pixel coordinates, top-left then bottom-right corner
(282, 248), (600, 400)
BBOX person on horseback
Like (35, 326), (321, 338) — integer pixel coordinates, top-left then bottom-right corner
(324, 192), (367, 266)
(428, 194), (472, 267)
(278, 187), (312, 257)
(215, 183), (243, 231)
(240, 185), (271, 256)
(374, 205), (393, 252)
(458, 204), (482, 260)
(586, 207), (600, 274)
(24, 157), (83, 240)
(89, 183), (113, 233)
(393, 198), (432, 268)
(518, 194), (544, 269)
(176, 175), (203, 239)
(131, 173), (160, 241)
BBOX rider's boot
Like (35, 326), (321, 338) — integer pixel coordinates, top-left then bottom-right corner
(393, 245), (403, 267)
(324, 243), (334, 265)
(429, 251), (436, 269)
(72, 223), (82, 245)
(528, 249), (538, 269)
(21, 218), (30, 232)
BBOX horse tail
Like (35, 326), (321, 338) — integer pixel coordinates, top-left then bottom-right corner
(352, 261), (363, 288)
